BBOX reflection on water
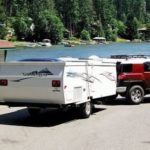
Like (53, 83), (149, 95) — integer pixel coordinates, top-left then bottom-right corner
(7, 42), (150, 61)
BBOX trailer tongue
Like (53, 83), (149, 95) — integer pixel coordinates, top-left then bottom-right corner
(0, 58), (117, 118)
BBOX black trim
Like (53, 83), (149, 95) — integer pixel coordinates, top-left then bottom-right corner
(4, 50), (7, 62)
(117, 80), (145, 91)
(111, 55), (150, 59)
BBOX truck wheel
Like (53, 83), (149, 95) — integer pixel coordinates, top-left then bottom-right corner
(127, 85), (144, 104)
(79, 101), (92, 118)
(27, 107), (41, 116)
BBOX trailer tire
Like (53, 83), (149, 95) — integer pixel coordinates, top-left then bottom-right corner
(127, 85), (144, 104)
(27, 107), (41, 116)
(79, 101), (92, 118)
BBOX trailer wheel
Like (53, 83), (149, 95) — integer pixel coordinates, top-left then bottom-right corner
(27, 107), (41, 116)
(79, 101), (92, 118)
(127, 85), (144, 104)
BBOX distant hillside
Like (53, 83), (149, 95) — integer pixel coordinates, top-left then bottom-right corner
(0, 0), (150, 43)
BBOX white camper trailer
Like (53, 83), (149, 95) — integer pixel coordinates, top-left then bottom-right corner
(0, 58), (117, 118)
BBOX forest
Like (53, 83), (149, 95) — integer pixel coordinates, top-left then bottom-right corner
(0, 0), (150, 43)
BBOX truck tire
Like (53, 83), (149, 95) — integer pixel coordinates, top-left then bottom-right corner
(27, 107), (41, 116)
(127, 85), (144, 104)
(79, 101), (92, 118)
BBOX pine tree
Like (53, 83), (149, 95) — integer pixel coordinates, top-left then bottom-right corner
(78, 0), (95, 33)
(55, 0), (79, 37)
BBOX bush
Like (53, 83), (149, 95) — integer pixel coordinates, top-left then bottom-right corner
(69, 36), (78, 41)
(80, 30), (90, 40)
(10, 36), (17, 42)
(0, 26), (7, 39)
(105, 29), (117, 41)
(111, 34), (117, 42)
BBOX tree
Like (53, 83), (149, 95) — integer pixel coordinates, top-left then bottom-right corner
(12, 14), (32, 40)
(146, 0), (150, 12)
(29, 0), (55, 20)
(117, 21), (126, 37)
(0, 0), (149, 41)
(133, 0), (146, 22)
(35, 10), (64, 43)
(93, 0), (116, 39)
(126, 14), (140, 40)
(0, 0), (6, 22)
(78, 0), (95, 34)
(80, 29), (91, 40)
(55, 0), (79, 37)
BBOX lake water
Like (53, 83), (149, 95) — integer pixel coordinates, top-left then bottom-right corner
(7, 42), (150, 61)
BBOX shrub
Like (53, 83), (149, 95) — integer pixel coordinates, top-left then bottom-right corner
(10, 36), (17, 42)
(80, 30), (91, 40)
(69, 36), (78, 41)
(0, 26), (7, 39)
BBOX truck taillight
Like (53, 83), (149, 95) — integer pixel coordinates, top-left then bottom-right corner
(0, 79), (8, 86)
(118, 74), (126, 80)
(52, 80), (61, 87)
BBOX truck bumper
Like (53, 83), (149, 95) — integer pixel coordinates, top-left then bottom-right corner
(117, 87), (127, 93)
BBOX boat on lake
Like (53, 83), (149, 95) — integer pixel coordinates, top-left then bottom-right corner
(39, 39), (52, 47)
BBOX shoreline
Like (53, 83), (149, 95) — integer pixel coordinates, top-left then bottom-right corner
(12, 38), (147, 48)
